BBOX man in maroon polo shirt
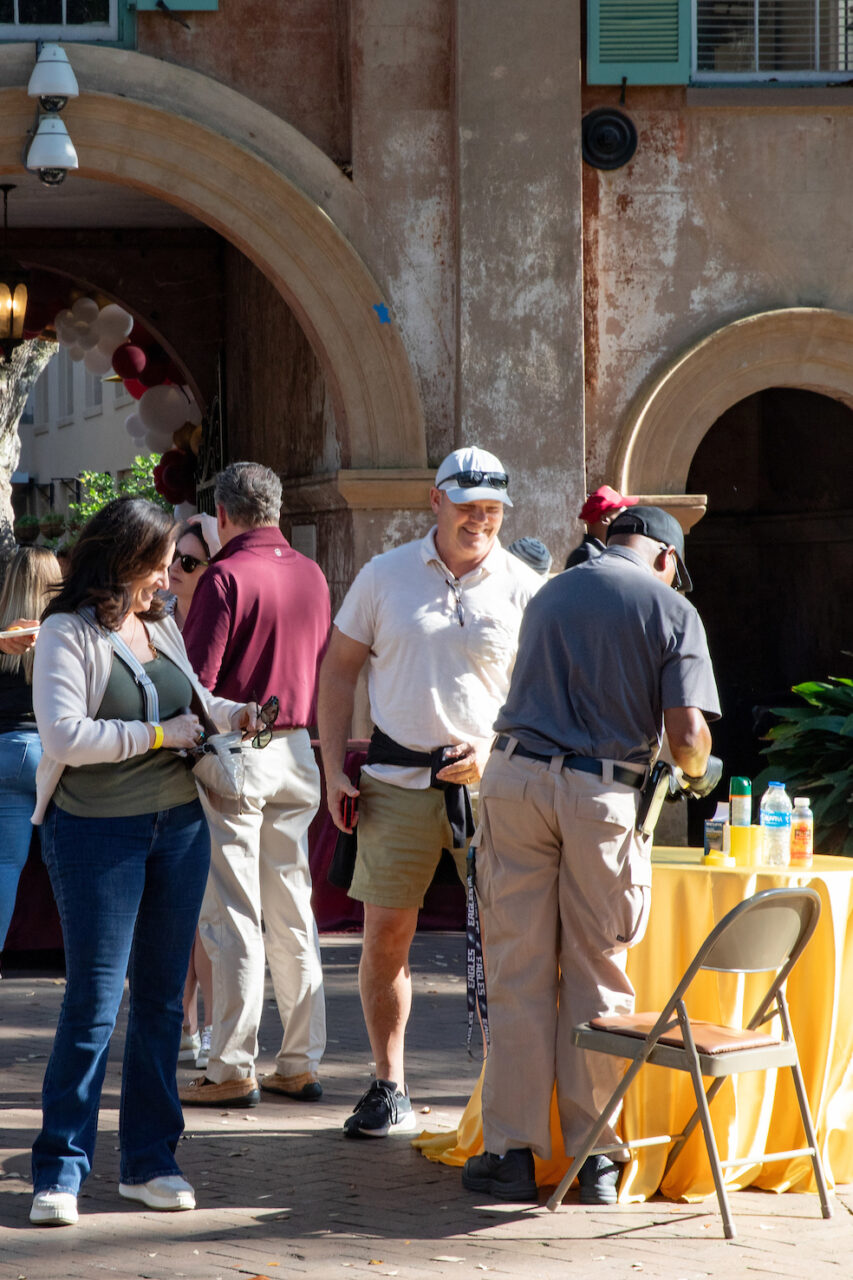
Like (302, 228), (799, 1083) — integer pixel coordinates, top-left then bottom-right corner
(179, 462), (331, 1107)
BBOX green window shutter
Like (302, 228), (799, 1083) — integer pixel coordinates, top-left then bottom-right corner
(587, 0), (691, 85)
(134, 0), (218, 9)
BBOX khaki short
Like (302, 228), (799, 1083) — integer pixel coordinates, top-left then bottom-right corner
(349, 771), (470, 910)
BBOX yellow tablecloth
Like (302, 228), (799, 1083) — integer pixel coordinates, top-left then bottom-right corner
(414, 851), (853, 1201)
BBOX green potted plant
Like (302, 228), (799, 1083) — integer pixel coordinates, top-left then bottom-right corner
(13, 513), (41, 544)
(39, 511), (66, 539)
(758, 676), (853, 856)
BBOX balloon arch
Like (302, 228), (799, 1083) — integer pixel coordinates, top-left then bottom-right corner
(28, 281), (201, 507)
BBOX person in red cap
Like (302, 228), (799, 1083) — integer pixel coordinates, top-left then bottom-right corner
(564, 485), (637, 571)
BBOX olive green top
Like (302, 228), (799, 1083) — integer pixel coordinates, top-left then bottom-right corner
(54, 652), (198, 817)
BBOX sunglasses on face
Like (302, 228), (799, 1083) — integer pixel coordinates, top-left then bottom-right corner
(251, 695), (279, 749)
(441, 470), (509, 491)
(657, 543), (686, 594)
(173, 553), (209, 574)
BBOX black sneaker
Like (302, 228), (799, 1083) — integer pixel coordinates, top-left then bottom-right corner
(577, 1153), (620, 1205)
(462, 1148), (538, 1202)
(343, 1079), (417, 1139)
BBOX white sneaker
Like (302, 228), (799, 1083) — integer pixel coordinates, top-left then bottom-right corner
(195, 1025), (212, 1071)
(30, 1190), (79, 1226)
(119, 1175), (195, 1211)
(178, 1028), (201, 1063)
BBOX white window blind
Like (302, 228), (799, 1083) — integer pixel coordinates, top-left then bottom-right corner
(695, 1), (853, 79)
(84, 368), (103, 413)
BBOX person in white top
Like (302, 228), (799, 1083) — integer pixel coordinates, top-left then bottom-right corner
(318, 446), (541, 1141)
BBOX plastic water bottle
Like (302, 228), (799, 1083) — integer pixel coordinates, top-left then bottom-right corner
(790, 797), (814, 866)
(759, 781), (792, 866)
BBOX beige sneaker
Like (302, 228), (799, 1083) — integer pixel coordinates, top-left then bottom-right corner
(178, 1028), (201, 1064)
(178, 1076), (260, 1107)
(260, 1070), (323, 1101)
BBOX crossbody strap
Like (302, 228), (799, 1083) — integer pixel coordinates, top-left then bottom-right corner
(78, 606), (160, 723)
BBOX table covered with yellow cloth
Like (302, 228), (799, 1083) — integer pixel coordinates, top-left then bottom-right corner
(414, 850), (853, 1202)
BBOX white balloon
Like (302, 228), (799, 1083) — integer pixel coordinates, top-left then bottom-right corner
(55, 318), (77, 346)
(143, 430), (170, 454)
(84, 346), (113, 375)
(183, 394), (202, 426)
(77, 327), (99, 352)
(98, 333), (122, 360)
(72, 297), (100, 324)
(139, 384), (190, 434)
(98, 303), (134, 340)
(55, 308), (74, 331)
(125, 413), (146, 439)
(68, 344), (85, 362)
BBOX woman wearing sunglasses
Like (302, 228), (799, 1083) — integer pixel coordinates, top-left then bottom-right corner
(28, 497), (260, 1227)
(167, 514), (221, 1074)
(168, 514), (219, 630)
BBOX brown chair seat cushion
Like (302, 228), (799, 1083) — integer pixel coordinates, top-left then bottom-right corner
(588, 1012), (783, 1055)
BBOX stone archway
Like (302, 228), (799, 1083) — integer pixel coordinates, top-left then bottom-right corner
(614, 308), (853, 494)
(0, 43), (426, 474)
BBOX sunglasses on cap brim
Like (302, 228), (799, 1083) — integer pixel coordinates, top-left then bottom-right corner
(440, 470), (509, 491)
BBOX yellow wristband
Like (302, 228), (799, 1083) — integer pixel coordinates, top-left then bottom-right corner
(151, 723), (164, 750)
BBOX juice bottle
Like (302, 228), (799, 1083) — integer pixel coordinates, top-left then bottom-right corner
(790, 797), (814, 867)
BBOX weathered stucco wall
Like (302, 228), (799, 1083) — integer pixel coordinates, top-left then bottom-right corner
(583, 86), (853, 491)
(456, 0), (586, 563)
(350, 0), (456, 464)
(138, 0), (351, 162)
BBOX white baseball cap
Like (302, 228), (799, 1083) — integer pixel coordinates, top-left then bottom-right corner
(434, 446), (513, 506)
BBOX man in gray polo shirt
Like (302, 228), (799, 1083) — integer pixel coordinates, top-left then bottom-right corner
(462, 506), (721, 1206)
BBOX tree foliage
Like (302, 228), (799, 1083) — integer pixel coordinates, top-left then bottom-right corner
(68, 454), (171, 526)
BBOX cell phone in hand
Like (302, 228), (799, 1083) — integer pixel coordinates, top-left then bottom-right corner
(341, 793), (358, 827)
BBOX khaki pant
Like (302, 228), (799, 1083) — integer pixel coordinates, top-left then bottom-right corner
(197, 730), (326, 1083)
(476, 745), (651, 1160)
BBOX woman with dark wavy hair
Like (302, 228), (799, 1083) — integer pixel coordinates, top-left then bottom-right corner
(28, 497), (260, 1228)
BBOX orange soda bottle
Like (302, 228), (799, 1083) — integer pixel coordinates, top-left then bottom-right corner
(790, 797), (814, 866)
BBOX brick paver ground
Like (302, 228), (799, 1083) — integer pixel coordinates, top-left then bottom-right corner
(2, 933), (852, 1279)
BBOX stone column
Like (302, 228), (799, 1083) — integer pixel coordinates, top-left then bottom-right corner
(456, 0), (586, 561)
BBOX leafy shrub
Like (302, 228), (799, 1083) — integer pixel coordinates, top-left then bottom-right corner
(759, 677), (853, 856)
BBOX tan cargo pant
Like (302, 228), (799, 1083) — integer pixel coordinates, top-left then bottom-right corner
(197, 729), (326, 1083)
(476, 742), (651, 1159)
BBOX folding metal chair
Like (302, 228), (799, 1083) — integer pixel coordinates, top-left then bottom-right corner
(546, 887), (832, 1239)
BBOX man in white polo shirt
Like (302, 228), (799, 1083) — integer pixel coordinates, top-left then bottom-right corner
(318, 446), (540, 1140)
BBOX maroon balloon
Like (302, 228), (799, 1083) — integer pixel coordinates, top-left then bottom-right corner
(139, 346), (171, 387)
(112, 343), (148, 380)
(154, 448), (196, 505)
(128, 321), (151, 347)
(124, 378), (146, 400)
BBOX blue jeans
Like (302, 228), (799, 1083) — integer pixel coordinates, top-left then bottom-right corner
(0, 730), (42, 949)
(32, 799), (210, 1194)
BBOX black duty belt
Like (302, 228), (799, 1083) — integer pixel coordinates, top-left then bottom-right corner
(493, 734), (645, 791)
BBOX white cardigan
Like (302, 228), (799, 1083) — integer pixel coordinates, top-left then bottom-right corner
(31, 610), (240, 824)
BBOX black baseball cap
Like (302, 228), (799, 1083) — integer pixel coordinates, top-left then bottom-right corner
(606, 505), (693, 593)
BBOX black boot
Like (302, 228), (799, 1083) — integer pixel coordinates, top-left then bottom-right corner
(462, 1148), (537, 1202)
(577, 1153), (620, 1205)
